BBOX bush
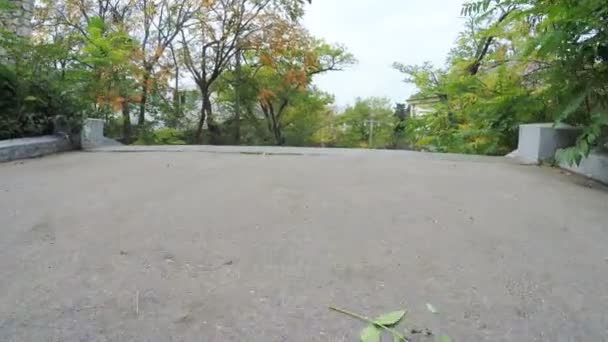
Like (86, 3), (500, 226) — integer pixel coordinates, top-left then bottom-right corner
(0, 64), (85, 139)
(0, 34), (87, 140)
(133, 127), (188, 145)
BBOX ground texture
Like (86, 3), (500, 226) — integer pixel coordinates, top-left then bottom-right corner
(1, 147), (607, 341)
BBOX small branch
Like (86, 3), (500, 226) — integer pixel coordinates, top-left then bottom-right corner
(328, 306), (409, 341)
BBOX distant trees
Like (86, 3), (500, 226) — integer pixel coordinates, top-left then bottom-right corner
(1, 0), (361, 145)
(334, 97), (396, 148)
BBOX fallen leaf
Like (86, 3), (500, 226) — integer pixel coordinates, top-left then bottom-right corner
(373, 310), (406, 326)
(360, 325), (381, 342)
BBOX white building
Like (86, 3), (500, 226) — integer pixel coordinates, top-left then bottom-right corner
(406, 95), (443, 117)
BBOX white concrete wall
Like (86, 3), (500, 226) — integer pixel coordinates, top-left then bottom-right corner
(561, 150), (608, 184)
(515, 123), (581, 162)
(81, 119), (123, 150)
(511, 123), (608, 184)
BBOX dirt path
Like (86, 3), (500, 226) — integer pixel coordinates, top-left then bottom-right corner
(1, 149), (607, 341)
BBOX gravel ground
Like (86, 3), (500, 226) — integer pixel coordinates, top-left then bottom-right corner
(0, 148), (607, 341)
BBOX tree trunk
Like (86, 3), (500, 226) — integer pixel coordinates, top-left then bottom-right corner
(273, 124), (285, 145)
(122, 101), (132, 143)
(233, 48), (242, 144)
(195, 100), (206, 144)
(195, 92), (217, 144)
(173, 66), (180, 127)
(260, 100), (285, 145)
(205, 94), (221, 144)
(138, 71), (151, 128)
(270, 112), (284, 145)
(468, 10), (512, 75)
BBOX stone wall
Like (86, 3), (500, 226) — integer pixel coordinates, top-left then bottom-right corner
(0, 0), (34, 38)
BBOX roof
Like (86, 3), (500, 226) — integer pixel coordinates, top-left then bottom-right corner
(406, 94), (445, 104)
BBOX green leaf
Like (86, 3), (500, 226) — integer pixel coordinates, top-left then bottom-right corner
(579, 139), (589, 154)
(556, 146), (583, 166)
(426, 303), (438, 314)
(439, 335), (452, 342)
(360, 325), (381, 342)
(87, 16), (106, 31)
(373, 310), (406, 326)
(482, 0), (491, 11)
(557, 90), (588, 121)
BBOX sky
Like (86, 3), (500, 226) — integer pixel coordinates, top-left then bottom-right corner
(302, 0), (466, 108)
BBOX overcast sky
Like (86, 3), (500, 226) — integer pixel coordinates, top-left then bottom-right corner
(303, 0), (466, 108)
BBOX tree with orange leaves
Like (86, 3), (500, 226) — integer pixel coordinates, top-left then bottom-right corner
(129, 0), (200, 131)
(179, 0), (310, 144)
(247, 22), (354, 144)
(80, 16), (139, 139)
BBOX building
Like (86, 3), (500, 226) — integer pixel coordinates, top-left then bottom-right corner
(406, 95), (444, 117)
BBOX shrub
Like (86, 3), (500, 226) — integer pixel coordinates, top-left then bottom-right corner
(133, 127), (188, 145)
(0, 34), (87, 139)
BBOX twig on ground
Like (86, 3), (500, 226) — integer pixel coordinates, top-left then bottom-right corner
(328, 305), (409, 341)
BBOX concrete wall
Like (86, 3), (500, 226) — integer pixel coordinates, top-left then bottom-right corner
(0, 117), (125, 162)
(515, 123), (581, 162)
(510, 123), (608, 184)
(560, 150), (608, 184)
(0, 135), (73, 162)
(81, 119), (123, 150)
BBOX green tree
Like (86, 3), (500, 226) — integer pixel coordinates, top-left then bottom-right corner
(251, 25), (354, 145)
(81, 16), (138, 141)
(336, 97), (395, 149)
(399, 0), (607, 159)
(214, 20), (354, 146)
(463, 0), (608, 161)
(281, 87), (334, 146)
(393, 0), (554, 155)
(1, 9), (88, 139)
(180, 0), (313, 144)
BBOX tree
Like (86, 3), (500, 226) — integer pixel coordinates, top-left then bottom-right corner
(280, 87), (333, 146)
(180, 0), (310, 144)
(392, 0), (552, 155)
(81, 16), (138, 140)
(10, 0), (364, 148)
(246, 20), (354, 144)
(335, 97), (395, 149)
(460, 0), (608, 162)
(1, 0), (90, 139)
(130, 0), (199, 130)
